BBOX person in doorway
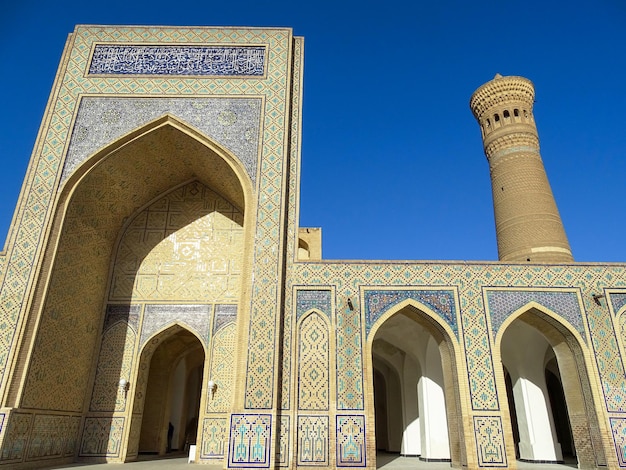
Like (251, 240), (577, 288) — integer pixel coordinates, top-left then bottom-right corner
(167, 422), (174, 453)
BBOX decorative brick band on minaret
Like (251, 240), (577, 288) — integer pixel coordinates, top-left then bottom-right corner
(470, 75), (573, 262)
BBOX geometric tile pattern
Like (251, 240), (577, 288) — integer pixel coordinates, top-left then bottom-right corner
(140, 304), (212, 347)
(610, 417), (626, 467)
(296, 289), (331, 321)
(89, 321), (137, 412)
(336, 302), (364, 410)
(485, 289), (584, 337)
(0, 413), (31, 463)
(473, 416), (507, 467)
(62, 97), (262, 184)
(363, 288), (458, 337)
(280, 33), (304, 413)
(242, 29), (292, 409)
(206, 323), (236, 413)
(586, 301), (626, 412)
(79, 417), (125, 457)
(278, 416), (290, 467)
(611, 292), (626, 316)
(297, 312), (329, 410)
(214, 304), (238, 333)
(296, 415), (328, 466)
(110, 181), (243, 303)
(26, 414), (80, 460)
(228, 414), (272, 467)
(336, 415), (366, 467)
(88, 45), (266, 76)
(103, 304), (141, 331)
(201, 417), (228, 459)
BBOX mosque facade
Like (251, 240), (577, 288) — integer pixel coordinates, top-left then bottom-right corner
(0, 25), (625, 470)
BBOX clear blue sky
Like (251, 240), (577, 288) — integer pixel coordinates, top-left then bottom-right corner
(1, 0), (625, 262)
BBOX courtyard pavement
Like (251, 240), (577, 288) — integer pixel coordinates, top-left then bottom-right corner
(47, 452), (578, 469)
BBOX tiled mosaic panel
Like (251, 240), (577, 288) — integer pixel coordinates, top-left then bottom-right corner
(215, 304), (237, 333)
(280, 36), (304, 412)
(140, 305), (212, 347)
(0, 413), (31, 462)
(90, 322), (136, 412)
(241, 29), (291, 409)
(20, 218), (113, 412)
(298, 312), (330, 411)
(110, 181), (243, 303)
(26, 415), (80, 460)
(201, 417), (227, 459)
(277, 416), (290, 467)
(611, 292), (626, 316)
(103, 304), (140, 331)
(62, 97), (262, 184)
(336, 415), (366, 467)
(0, 27), (291, 402)
(281, 298), (293, 410)
(297, 415), (329, 465)
(610, 417), (626, 467)
(363, 289), (458, 337)
(228, 414), (272, 467)
(336, 303), (364, 410)
(585, 301), (626, 412)
(473, 416), (507, 467)
(80, 417), (125, 457)
(206, 323), (236, 413)
(485, 289), (584, 337)
(88, 45), (266, 76)
(296, 289), (331, 321)
(21, 179), (241, 412)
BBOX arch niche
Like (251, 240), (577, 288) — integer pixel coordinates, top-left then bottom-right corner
(12, 116), (254, 463)
(497, 306), (607, 469)
(366, 301), (465, 468)
(128, 324), (206, 457)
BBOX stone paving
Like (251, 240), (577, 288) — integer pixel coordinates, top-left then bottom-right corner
(47, 452), (578, 469)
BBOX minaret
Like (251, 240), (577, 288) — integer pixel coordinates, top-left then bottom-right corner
(470, 74), (573, 263)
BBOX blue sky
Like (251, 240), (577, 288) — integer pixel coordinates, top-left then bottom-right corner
(1, 0), (625, 262)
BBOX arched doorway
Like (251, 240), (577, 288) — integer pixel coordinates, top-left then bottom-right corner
(135, 327), (204, 456)
(368, 304), (463, 467)
(498, 309), (605, 468)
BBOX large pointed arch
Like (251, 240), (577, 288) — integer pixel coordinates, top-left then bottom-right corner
(7, 115), (256, 455)
(494, 303), (608, 468)
(365, 298), (467, 468)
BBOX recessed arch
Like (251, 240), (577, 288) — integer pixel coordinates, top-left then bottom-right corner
(495, 305), (606, 468)
(126, 324), (206, 459)
(365, 299), (465, 467)
(12, 114), (256, 459)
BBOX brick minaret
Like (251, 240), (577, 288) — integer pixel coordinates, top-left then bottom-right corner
(470, 74), (573, 262)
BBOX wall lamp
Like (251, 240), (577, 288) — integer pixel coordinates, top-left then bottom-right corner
(592, 293), (605, 305)
(119, 378), (130, 398)
(208, 379), (217, 400)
